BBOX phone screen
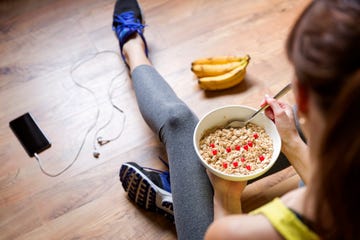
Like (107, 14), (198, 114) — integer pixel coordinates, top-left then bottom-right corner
(9, 113), (51, 157)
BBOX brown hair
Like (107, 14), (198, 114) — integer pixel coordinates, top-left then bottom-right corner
(286, 0), (360, 239)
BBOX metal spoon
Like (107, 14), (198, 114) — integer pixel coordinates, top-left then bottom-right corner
(225, 83), (292, 128)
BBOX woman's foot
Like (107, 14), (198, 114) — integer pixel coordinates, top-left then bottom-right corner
(119, 162), (174, 221)
(122, 34), (151, 72)
(113, 0), (143, 23)
(112, 0), (149, 67)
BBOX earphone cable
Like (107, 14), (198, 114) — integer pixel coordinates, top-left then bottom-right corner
(93, 69), (127, 151)
(35, 50), (126, 177)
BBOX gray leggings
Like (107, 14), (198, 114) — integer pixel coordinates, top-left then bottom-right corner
(131, 65), (295, 239)
(132, 65), (214, 240)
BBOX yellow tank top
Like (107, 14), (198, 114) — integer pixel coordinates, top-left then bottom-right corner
(250, 198), (320, 240)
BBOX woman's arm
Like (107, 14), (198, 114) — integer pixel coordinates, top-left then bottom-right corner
(205, 212), (282, 240)
(281, 133), (311, 184)
(263, 96), (311, 184)
(205, 185), (307, 240)
(206, 171), (279, 239)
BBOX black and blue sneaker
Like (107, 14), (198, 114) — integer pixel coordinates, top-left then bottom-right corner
(112, 0), (149, 64)
(119, 162), (174, 221)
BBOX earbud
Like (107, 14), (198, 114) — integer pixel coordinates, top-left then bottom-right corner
(97, 137), (110, 146)
(93, 151), (100, 158)
(92, 137), (110, 158)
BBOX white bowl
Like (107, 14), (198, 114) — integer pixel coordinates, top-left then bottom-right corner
(193, 105), (281, 181)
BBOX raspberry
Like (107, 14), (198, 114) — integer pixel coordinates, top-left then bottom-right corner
(212, 150), (218, 155)
(235, 145), (241, 151)
(233, 161), (238, 167)
(259, 155), (265, 161)
(226, 147), (231, 153)
(246, 165), (251, 171)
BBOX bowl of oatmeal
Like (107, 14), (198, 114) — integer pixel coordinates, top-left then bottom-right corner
(193, 105), (281, 181)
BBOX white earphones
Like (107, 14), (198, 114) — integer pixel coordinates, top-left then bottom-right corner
(72, 51), (127, 160)
(92, 137), (111, 158)
(35, 51), (127, 176)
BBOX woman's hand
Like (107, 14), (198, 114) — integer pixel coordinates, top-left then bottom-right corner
(207, 170), (247, 219)
(207, 170), (247, 197)
(261, 95), (311, 183)
(262, 95), (300, 151)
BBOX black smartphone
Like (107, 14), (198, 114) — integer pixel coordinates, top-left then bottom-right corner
(9, 113), (51, 157)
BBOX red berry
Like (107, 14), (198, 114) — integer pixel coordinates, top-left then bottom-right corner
(212, 150), (218, 155)
(241, 157), (245, 162)
(210, 143), (215, 148)
(259, 155), (265, 161)
(243, 145), (249, 151)
(226, 147), (231, 153)
(233, 161), (238, 167)
(223, 162), (228, 168)
(248, 141), (253, 147)
(253, 133), (259, 139)
(235, 145), (241, 151)
(246, 165), (251, 170)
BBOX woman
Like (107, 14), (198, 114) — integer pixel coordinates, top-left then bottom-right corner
(113, 0), (360, 239)
(206, 0), (360, 239)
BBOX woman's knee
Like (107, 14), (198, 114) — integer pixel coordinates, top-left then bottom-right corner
(164, 103), (198, 130)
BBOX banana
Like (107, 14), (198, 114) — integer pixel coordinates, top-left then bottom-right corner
(191, 61), (243, 78)
(191, 54), (251, 90)
(197, 58), (250, 90)
(192, 55), (250, 65)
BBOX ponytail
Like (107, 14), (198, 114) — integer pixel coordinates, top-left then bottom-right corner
(314, 71), (360, 239)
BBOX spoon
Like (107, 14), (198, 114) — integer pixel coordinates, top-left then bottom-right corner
(225, 83), (292, 128)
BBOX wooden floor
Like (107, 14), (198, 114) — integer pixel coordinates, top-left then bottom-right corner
(0, 0), (309, 239)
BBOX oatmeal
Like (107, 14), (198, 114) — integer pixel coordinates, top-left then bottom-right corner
(199, 123), (273, 176)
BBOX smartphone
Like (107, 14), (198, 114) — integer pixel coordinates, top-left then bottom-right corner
(9, 113), (51, 157)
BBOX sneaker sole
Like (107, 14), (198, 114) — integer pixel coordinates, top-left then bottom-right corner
(119, 163), (174, 221)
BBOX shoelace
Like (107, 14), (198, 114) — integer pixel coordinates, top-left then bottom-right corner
(112, 11), (145, 38)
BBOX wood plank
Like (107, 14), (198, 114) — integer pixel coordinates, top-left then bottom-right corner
(0, 0), (310, 239)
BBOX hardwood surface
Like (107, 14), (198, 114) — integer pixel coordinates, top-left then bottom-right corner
(0, 0), (309, 239)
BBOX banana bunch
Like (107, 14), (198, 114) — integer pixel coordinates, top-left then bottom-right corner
(191, 55), (251, 90)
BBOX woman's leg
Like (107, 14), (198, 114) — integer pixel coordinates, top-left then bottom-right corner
(123, 35), (214, 240)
